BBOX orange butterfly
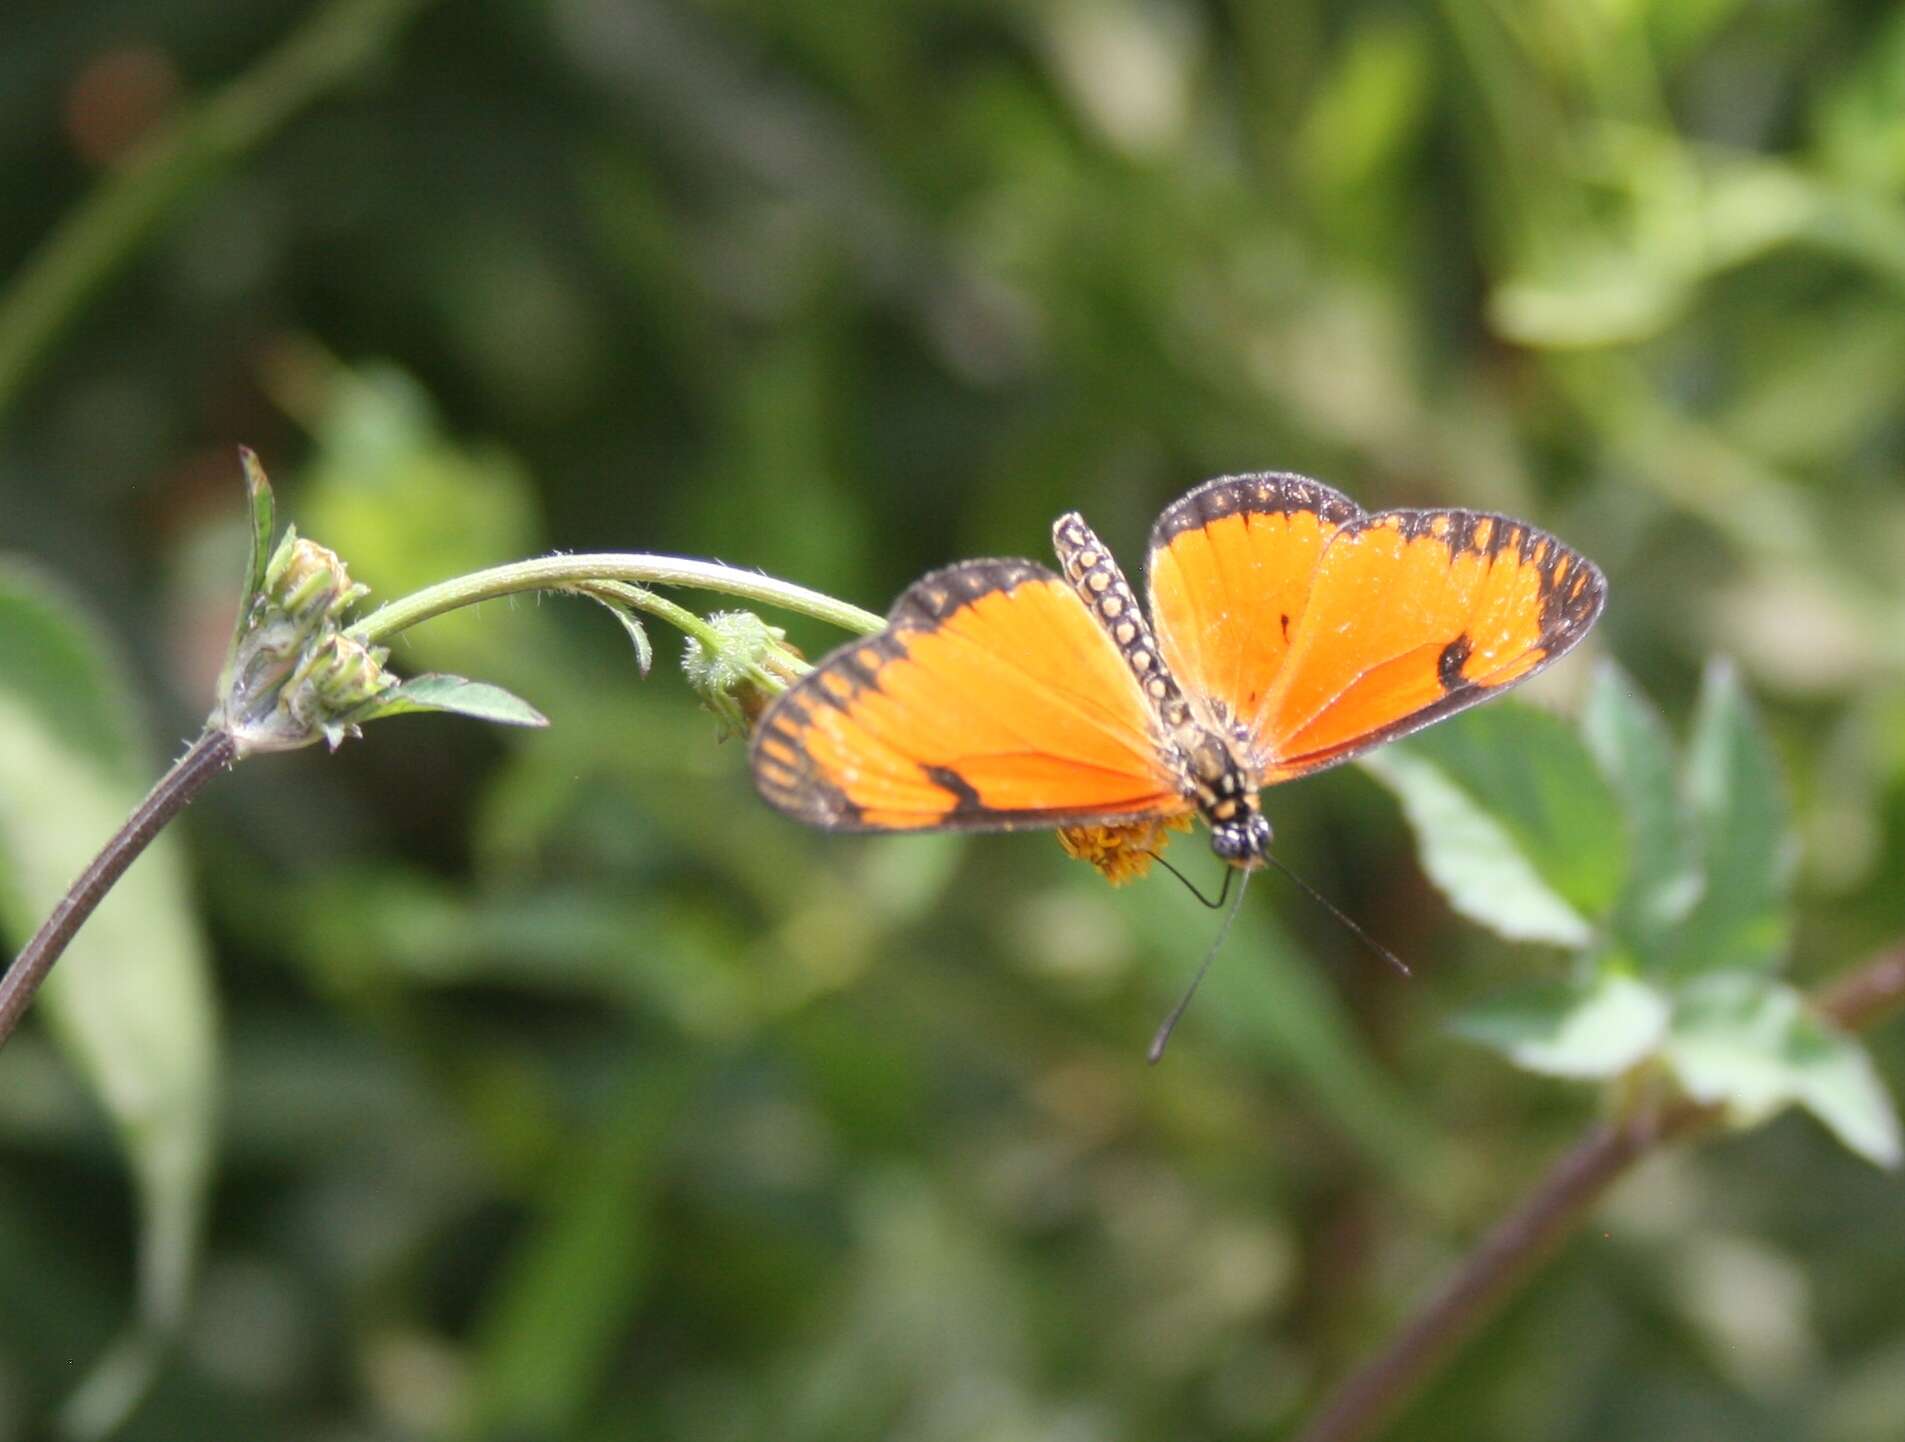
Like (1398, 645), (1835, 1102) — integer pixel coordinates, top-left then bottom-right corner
(749, 473), (1604, 877)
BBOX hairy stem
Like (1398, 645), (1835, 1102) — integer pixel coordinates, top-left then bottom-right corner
(1293, 947), (1905, 1442)
(346, 553), (887, 646)
(0, 731), (236, 1048)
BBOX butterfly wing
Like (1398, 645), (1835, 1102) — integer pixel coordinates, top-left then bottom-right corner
(1249, 509), (1605, 781)
(751, 559), (1189, 831)
(1146, 473), (1363, 734)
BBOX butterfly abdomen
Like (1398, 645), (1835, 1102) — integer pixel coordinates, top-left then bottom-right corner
(1052, 510), (1270, 864)
(1051, 512), (1192, 728)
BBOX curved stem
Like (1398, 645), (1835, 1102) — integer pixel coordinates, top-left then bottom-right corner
(0, 730), (236, 1049)
(346, 553), (886, 647)
(1293, 946), (1905, 1442)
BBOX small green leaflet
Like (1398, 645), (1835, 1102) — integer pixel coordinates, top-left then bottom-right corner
(1359, 702), (1627, 947)
(358, 674), (551, 729)
(1454, 969), (1671, 1079)
(1666, 974), (1900, 1168)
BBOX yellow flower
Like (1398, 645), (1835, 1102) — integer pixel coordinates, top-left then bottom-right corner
(1057, 814), (1193, 885)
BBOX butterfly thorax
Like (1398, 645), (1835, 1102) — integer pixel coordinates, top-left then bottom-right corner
(1053, 511), (1274, 869)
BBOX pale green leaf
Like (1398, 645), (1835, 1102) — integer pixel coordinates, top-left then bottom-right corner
(1394, 703), (1628, 920)
(585, 594), (654, 677)
(0, 565), (218, 1434)
(1454, 969), (1671, 1079)
(1581, 661), (1702, 957)
(1359, 744), (1592, 947)
(236, 447), (276, 602)
(299, 363), (543, 680)
(1668, 660), (1793, 977)
(362, 674), (550, 729)
(1490, 257), (1689, 349)
(1295, 17), (1433, 193)
(1666, 974), (1900, 1168)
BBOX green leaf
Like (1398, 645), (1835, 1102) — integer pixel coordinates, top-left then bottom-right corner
(1361, 744), (1587, 945)
(1666, 974), (1901, 1168)
(0, 564), (218, 1435)
(236, 447), (276, 602)
(582, 592), (654, 677)
(1295, 17), (1433, 193)
(471, 1063), (691, 1434)
(1580, 661), (1702, 957)
(1403, 704), (1629, 918)
(361, 674), (550, 729)
(299, 361), (543, 679)
(1666, 660), (1792, 977)
(1454, 968), (1671, 1079)
(1359, 701), (1628, 945)
(216, 448), (282, 717)
(1490, 254), (1690, 349)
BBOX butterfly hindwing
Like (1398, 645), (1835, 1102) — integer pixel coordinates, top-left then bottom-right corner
(1251, 508), (1606, 780)
(1146, 473), (1362, 739)
(750, 559), (1188, 832)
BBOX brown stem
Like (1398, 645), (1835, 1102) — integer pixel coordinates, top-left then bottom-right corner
(1292, 947), (1905, 1442)
(0, 729), (236, 1048)
(1816, 949), (1905, 1032)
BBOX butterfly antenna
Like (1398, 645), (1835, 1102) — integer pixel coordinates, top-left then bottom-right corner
(1261, 853), (1411, 978)
(1148, 867), (1252, 1064)
(1144, 852), (1233, 911)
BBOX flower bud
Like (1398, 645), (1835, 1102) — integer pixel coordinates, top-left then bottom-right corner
(681, 611), (807, 738)
(212, 529), (393, 755)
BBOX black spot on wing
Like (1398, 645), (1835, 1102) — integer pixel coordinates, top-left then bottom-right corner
(1437, 634), (1471, 691)
(749, 558), (1061, 831)
(921, 764), (984, 814)
(1265, 507), (1608, 779)
(1345, 506), (1607, 655)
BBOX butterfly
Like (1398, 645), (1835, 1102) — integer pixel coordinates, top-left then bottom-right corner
(748, 473), (1605, 879)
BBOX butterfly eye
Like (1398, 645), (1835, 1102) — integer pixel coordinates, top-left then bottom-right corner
(1209, 814), (1271, 866)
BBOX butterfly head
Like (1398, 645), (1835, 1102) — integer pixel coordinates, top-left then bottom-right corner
(1178, 726), (1274, 869)
(1209, 810), (1273, 869)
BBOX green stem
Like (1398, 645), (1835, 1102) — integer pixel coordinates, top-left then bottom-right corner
(346, 553), (887, 647)
(0, 0), (439, 421)
(571, 580), (729, 656)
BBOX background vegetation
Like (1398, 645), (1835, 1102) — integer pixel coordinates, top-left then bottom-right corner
(5, 0), (1905, 1438)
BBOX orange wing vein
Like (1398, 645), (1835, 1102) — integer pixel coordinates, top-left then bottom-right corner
(1146, 473), (1362, 736)
(750, 559), (1188, 832)
(1251, 509), (1606, 780)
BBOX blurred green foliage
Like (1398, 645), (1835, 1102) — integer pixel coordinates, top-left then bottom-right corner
(5, 1), (1905, 1439)
(1375, 668), (1897, 1165)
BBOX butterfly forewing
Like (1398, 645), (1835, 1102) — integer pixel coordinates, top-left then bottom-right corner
(750, 559), (1188, 831)
(1251, 509), (1606, 779)
(1145, 474), (1361, 740)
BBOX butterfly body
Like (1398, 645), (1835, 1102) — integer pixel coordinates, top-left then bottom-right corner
(749, 473), (1604, 874)
(1051, 507), (1274, 865)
